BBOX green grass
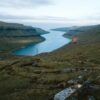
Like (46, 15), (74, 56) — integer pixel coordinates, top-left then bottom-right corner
(0, 24), (100, 100)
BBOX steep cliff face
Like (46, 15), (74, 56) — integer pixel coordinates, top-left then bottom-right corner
(0, 21), (48, 51)
(0, 21), (48, 37)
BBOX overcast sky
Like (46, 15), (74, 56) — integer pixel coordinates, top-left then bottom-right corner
(0, 0), (100, 25)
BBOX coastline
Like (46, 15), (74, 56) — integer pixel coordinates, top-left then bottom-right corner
(0, 36), (45, 59)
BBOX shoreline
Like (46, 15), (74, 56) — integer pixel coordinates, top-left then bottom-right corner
(11, 30), (71, 57)
(11, 36), (46, 55)
(0, 36), (45, 59)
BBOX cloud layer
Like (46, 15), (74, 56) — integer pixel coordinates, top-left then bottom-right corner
(0, 0), (51, 8)
(0, 0), (100, 25)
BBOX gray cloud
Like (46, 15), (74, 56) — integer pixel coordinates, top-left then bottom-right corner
(88, 15), (100, 21)
(0, 14), (70, 21)
(0, 0), (51, 8)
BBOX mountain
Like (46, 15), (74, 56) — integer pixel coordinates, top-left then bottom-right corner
(0, 21), (48, 51)
(52, 27), (70, 32)
(64, 24), (100, 42)
(52, 26), (78, 32)
(0, 21), (48, 37)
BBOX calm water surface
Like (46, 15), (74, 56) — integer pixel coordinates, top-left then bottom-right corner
(14, 23), (71, 56)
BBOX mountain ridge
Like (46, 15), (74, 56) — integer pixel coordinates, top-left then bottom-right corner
(0, 21), (48, 37)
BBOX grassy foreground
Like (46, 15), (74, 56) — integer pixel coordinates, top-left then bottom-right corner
(0, 25), (100, 100)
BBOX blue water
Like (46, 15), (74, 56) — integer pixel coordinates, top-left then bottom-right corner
(14, 23), (71, 56)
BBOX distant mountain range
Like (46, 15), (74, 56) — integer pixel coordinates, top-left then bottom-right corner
(52, 26), (78, 32)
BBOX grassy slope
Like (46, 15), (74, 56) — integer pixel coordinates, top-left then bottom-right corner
(0, 25), (100, 100)
(0, 21), (48, 36)
(0, 21), (48, 53)
(37, 25), (100, 69)
(0, 36), (44, 52)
